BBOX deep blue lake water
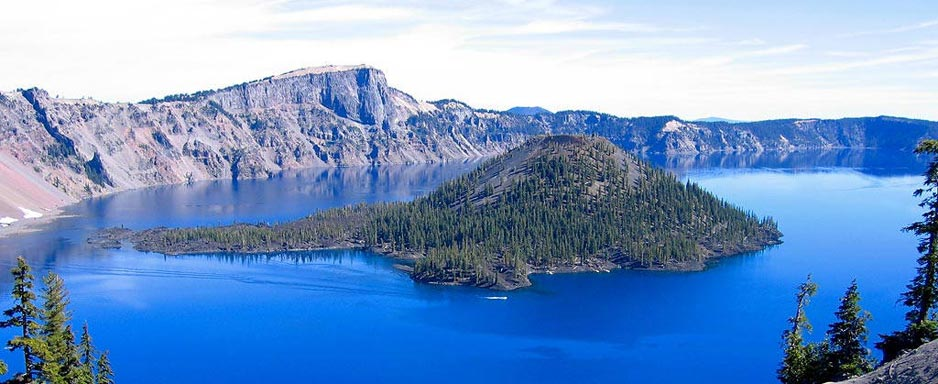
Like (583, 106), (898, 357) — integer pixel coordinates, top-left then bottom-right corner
(0, 151), (928, 383)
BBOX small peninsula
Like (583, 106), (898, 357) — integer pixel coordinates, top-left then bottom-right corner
(116, 135), (782, 289)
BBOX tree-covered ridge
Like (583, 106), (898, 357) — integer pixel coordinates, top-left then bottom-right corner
(130, 135), (781, 290)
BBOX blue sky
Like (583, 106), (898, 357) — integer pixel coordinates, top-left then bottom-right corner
(1, 0), (936, 120)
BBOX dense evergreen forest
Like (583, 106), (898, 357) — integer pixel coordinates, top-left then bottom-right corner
(129, 135), (781, 289)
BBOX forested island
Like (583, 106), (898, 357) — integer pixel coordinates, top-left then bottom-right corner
(108, 135), (782, 290)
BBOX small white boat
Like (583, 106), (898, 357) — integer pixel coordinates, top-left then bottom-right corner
(484, 296), (508, 300)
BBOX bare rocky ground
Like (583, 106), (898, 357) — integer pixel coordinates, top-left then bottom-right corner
(833, 340), (938, 384)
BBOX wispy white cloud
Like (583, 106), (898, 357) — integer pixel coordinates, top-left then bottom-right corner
(504, 20), (665, 35)
(840, 18), (938, 38)
(733, 38), (767, 46)
(750, 44), (809, 56)
(694, 44), (808, 66)
(769, 47), (938, 75)
(273, 5), (417, 24)
(824, 51), (870, 58)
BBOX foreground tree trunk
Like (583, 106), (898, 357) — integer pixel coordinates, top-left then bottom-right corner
(779, 275), (819, 384)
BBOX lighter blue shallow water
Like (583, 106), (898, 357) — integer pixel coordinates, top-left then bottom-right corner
(0, 153), (927, 383)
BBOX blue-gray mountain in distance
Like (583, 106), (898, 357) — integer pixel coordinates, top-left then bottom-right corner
(694, 117), (747, 124)
(505, 106), (552, 116)
(2, 64), (938, 215)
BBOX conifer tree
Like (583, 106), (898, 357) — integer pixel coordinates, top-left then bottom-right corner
(878, 139), (938, 361)
(1, 256), (42, 380)
(96, 351), (114, 384)
(779, 275), (819, 384)
(825, 280), (874, 380)
(1, 260), (112, 382)
(904, 140), (938, 324)
(39, 271), (73, 384)
(61, 324), (85, 383)
(78, 322), (96, 384)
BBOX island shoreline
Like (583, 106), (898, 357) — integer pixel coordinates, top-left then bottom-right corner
(91, 227), (782, 291)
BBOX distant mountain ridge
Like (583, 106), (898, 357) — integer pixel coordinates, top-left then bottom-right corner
(694, 116), (747, 124)
(1, 65), (937, 219)
(505, 106), (551, 116)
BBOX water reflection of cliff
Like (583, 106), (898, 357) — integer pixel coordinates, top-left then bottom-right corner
(0, 150), (925, 281)
(280, 159), (485, 202)
(646, 149), (927, 177)
(71, 159), (484, 230)
(0, 160), (482, 277)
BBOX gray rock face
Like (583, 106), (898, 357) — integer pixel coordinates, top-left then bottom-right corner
(1, 65), (937, 218)
(208, 66), (402, 126)
(834, 339), (938, 384)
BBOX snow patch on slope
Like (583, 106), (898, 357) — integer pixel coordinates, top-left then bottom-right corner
(19, 207), (42, 219)
(662, 120), (685, 133)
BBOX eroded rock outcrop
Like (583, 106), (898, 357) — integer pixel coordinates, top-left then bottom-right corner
(833, 339), (938, 384)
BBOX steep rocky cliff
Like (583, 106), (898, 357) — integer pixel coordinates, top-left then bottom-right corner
(0, 65), (520, 220)
(1, 64), (937, 221)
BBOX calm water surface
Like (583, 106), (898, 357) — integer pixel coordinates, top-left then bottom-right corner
(0, 152), (926, 383)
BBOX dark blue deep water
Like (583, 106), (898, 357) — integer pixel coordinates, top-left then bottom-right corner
(0, 151), (928, 383)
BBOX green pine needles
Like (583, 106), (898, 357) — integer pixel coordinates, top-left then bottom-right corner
(779, 277), (874, 384)
(779, 276), (819, 384)
(876, 139), (938, 362)
(1, 257), (42, 380)
(0, 257), (114, 383)
(779, 139), (938, 382)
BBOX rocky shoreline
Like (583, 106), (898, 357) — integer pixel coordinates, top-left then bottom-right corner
(0, 208), (67, 240)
